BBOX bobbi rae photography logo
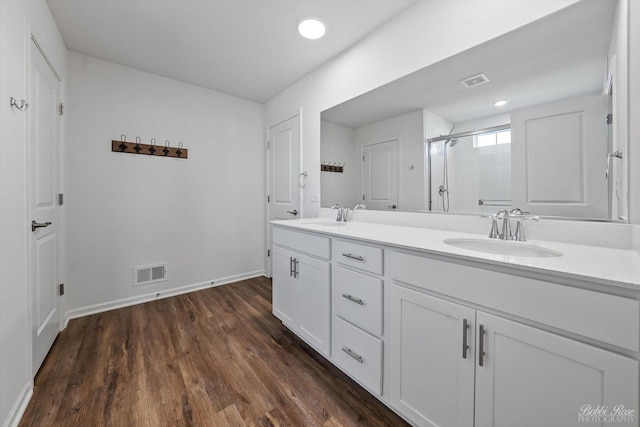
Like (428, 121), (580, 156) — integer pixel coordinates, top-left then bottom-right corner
(578, 404), (636, 423)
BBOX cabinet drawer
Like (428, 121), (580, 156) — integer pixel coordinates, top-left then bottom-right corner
(390, 251), (640, 352)
(273, 226), (330, 259)
(333, 316), (383, 395)
(333, 266), (382, 336)
(333, 239), (383, 274)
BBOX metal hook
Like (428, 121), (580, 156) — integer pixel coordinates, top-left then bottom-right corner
(10, 97), (29, 111)
(163, 140), (171, 156)
(118, 133), (127, 151)
(134, 136), (142, 153)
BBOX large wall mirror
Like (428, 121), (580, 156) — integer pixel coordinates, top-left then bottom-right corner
(321, 0), (628, 221)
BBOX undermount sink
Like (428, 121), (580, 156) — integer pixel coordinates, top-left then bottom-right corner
(443, 238), (562, 258)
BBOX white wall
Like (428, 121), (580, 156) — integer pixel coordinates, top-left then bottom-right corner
(0, 1), (66, 426)
(320, 121), (359, 207)
(265, 0), (580, 220)
(64, 52), (265, 318)
(354, 110), (425, 211)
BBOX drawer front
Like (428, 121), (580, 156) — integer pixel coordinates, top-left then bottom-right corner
(389, 250), (640, 352)
(333, 239), (383, 274)
(333, 266), (383, 336)
(332, 316), (383, 395)
(273, 226), (330, 259)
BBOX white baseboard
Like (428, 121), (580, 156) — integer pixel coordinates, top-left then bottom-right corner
(3, 382), (32, 427)
(63, 270), (267, 328)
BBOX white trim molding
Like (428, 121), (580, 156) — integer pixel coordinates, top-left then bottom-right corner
(63, 270), (267, 327)
(3, 382), (32, 427)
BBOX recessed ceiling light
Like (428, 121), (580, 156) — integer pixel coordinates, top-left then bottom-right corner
(493, 100), (508, 107)
(298, 18), (326, 40)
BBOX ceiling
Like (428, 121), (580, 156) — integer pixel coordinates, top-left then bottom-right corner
(46, 0), (418, 103)
(322, 0), (615, 128)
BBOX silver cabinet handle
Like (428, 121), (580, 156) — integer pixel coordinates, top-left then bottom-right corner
(286, 209), (298, 216)
(342, 294), (364, 305)
(289, 257), (294, 277)
(478, 324), (485, 367)
(342, 346), (364, 363)
(342, 253), (364, 261)
(387, 204), (397, 209)
(462, 318), (469, 359)
(31, 220), (52, 232)
(293, 258), (298, 278)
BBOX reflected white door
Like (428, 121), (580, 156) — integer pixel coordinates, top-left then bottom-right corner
(511, 94), (608, 218)
(362, 140), (398, 210)
(30, 40), (60, 374)
(267, 115), (300, 275)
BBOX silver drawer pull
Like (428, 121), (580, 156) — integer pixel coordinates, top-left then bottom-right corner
(342, 253), (364, 261)
(342, 346), (364, 363)
(342, 294), (364, 305)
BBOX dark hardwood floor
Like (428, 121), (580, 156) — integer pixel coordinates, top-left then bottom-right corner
(20, 277), (409, 426)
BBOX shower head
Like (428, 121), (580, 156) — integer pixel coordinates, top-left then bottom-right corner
(446, 138), (458, 147)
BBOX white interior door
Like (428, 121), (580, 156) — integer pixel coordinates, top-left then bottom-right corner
(362, 140), (398, 210)
(511, 93), (608, 218)
(30, 40), (60, 375)
(267, 115), (300, 275)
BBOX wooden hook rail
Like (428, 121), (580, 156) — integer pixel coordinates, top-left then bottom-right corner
(111, 138), (188, 159)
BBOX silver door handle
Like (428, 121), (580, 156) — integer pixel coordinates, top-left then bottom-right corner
(31, 220), (52, 232)
(387, 204), (397, 209)
(286, 209), (298, 216)
(462, 319), (469, 359)
(342, 253), (364, 261)
(342, 294), (364, 305)
(342, 346), (364, 363)
(478, 324), (485, 367)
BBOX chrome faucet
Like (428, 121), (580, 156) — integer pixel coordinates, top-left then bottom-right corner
(482, 208), (539, 241)
(496, 209), (512, 240)
(330, 204), (345, 221)
(331, 203), (365, 222)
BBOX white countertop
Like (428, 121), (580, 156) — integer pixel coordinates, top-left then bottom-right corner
(271, 218), (640, 290)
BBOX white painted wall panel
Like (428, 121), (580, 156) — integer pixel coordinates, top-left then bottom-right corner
(64, 52), (265, 314)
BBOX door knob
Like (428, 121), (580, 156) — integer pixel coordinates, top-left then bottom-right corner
(387, 204), (397, 210)
(32, 220), (52, 232)
(286, 209), (298, 216)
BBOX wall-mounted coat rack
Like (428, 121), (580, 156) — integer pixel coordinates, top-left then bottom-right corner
(321, 161), (344, 173)
(111, 135), (188, 159)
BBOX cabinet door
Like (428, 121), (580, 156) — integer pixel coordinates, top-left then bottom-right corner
(296, 252), (331, 356)
(475, 312), (639, 427)
(272, 245), (297, 326)
(388, 284), (475, 427)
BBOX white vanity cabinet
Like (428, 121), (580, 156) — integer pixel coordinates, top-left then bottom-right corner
(271, 221), (640, 427)
(331, 238), (385, 396)
(388, 251), (639, 427)
(272, 227), (331, 356)
(388, 284), (475, 427)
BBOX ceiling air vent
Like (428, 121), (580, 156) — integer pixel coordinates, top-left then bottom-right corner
(133, 263), (167, 287)
(460, 73), (489, 88)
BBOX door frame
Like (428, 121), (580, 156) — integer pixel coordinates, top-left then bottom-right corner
(25, 28), (65, 377)
(265, 109), (302, 277)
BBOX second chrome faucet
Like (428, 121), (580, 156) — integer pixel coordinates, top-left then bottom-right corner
(331, 203), (366, 222)
(482, 208), (539, 242)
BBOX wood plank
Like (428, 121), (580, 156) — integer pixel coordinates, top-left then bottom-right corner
(19, 277), (409, 426)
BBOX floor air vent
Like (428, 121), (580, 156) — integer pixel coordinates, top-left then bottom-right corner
(133, 263), (167, 286)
